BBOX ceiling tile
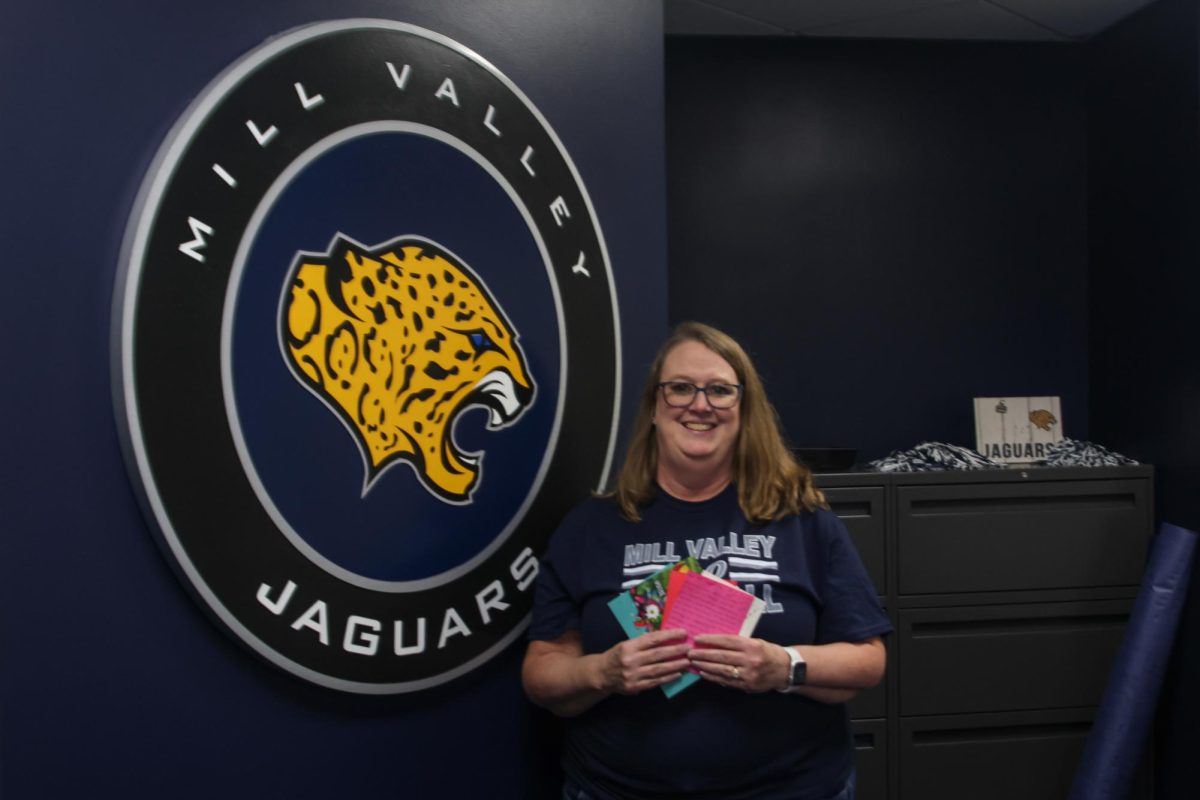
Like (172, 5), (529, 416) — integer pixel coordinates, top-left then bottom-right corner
(664, 0), (791, 35)
(991, 0), (1158, 38)
(802, 0), (1068, 41)
(701, 0), (951, 31)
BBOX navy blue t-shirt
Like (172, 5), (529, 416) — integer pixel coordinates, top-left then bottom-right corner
(528, 485), (892, 800)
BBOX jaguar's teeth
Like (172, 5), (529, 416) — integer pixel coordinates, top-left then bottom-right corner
(477, 369), (521, 426)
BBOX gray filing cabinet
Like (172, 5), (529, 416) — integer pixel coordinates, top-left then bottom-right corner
(819, 466), (1154, 800)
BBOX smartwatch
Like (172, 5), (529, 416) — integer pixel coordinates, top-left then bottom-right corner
(778, 646), (806, 692)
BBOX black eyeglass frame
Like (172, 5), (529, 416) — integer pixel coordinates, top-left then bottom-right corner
(656, 381), (744, 409)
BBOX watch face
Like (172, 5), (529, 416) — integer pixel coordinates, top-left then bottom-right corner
(791, 660), (807, 686)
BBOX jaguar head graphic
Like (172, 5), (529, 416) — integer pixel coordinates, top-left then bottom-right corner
(280, 235), (535, 503)
(1029, 409), (1058, 432)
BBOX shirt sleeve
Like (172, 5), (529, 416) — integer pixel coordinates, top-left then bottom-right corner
(813, 509), (893, 645)
(527, 505), (586, 641)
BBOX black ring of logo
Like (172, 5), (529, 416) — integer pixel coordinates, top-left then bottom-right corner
(114, 20), (620, 693)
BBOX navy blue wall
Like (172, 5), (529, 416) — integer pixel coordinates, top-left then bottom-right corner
(1088, 0), (1200, 796)
(666, 37), (1089, 462)
(0, 2), (665, 797)
(666, 13), (1199, 798)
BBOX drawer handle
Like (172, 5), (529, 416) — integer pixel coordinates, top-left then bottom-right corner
(912, 721), (1091, 745)
(831, 501), (873, 518)
(909, 493), (1136, 515)
(911, 614), (1128, 637)
(853, 732), (876, 749)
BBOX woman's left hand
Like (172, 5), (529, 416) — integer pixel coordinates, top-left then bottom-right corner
(688, 634), (789, 693)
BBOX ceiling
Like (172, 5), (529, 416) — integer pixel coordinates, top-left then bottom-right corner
(664, 0), (1160, 41)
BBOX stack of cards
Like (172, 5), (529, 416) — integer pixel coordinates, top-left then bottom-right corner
(607, 558), (766, 697)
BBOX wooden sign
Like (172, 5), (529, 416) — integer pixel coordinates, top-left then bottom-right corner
(974, 396), (1063, 463)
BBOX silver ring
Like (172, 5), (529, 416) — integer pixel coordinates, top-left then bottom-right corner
(731, 666), (740, 680)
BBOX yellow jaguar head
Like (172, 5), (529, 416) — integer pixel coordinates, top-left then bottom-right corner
(280, 236), (535, 502)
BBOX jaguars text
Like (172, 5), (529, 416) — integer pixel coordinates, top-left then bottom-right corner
(255, 547), (539, 656)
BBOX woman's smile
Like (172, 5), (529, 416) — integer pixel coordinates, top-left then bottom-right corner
(654, 340), (741, 495)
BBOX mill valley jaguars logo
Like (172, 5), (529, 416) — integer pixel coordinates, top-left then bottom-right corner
(114, 20), (620, 693)
(281, 235), (535, 501)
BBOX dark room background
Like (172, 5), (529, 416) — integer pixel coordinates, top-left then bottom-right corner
(664, 0), (1199, 795)
(2, 0), (1198, 797)
(666, 36), (1089, 461)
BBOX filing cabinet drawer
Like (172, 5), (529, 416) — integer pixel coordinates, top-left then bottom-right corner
(848, 677), (887, 720)
(852, 719), (887, 800)
(826, 486), (886, 596)
(899, 709), (1092, 800)
(898, 599), (1131, 716)
(897, 479), (1149, 595)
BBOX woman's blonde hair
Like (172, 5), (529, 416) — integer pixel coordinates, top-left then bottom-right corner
(612, 321), (826, 522)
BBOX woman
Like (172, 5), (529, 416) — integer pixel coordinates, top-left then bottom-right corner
(523, 322), (890, 800)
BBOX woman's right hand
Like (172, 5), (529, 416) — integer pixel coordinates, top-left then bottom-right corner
(599, 628), (690, 695)
(524, 628), (690, 716)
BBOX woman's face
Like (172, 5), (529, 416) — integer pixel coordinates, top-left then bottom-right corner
(654, 340), (742, 484)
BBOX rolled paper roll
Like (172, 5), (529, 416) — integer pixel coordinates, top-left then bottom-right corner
(1067, 522), (1198, 800)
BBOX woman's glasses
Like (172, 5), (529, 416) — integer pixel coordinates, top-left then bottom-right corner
(657, 381), (743, 409)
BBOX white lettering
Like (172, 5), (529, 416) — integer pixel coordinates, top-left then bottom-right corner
(645, 542), (675, 563)
(291, 600), (330, 645)
(475, 580), (509, 625)
(570, 250), (590, 278)
(386, 61), (412, 90)
(745, 583), (785, 614)
(246, 119), (278, 147)
(343, 615), (380, 655)
(394, 618), (427, 656)
(212, 163), (237, 188)
(762, 583), (785, 613)
(294, 81), (325, 110)
(483, 104), (502, 136)
(434, 77), (460, 107)
(438, 607), (471, 648)
(760, 535), (777, 559)
(744, 535), (762, 559)
(256, 580), (296, 615)
(510, 547), (539, 592)
(520, 145), (536, 176)
(178, 217), (214, 263)
(550, 196), (571, 227)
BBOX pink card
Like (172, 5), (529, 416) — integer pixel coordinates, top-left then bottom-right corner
(662, 571), (765, 656)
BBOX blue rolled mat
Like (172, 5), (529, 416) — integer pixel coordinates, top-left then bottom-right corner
(1068, 522), (1198, 800)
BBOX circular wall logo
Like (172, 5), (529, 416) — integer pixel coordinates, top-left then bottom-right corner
(114, 19), (620, 693)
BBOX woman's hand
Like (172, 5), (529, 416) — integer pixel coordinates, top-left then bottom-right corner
(688, 634), (789, 693)
(599, 628), (690, 695)
(688, 635), (886, 702)
(523, 628), (690, 717)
